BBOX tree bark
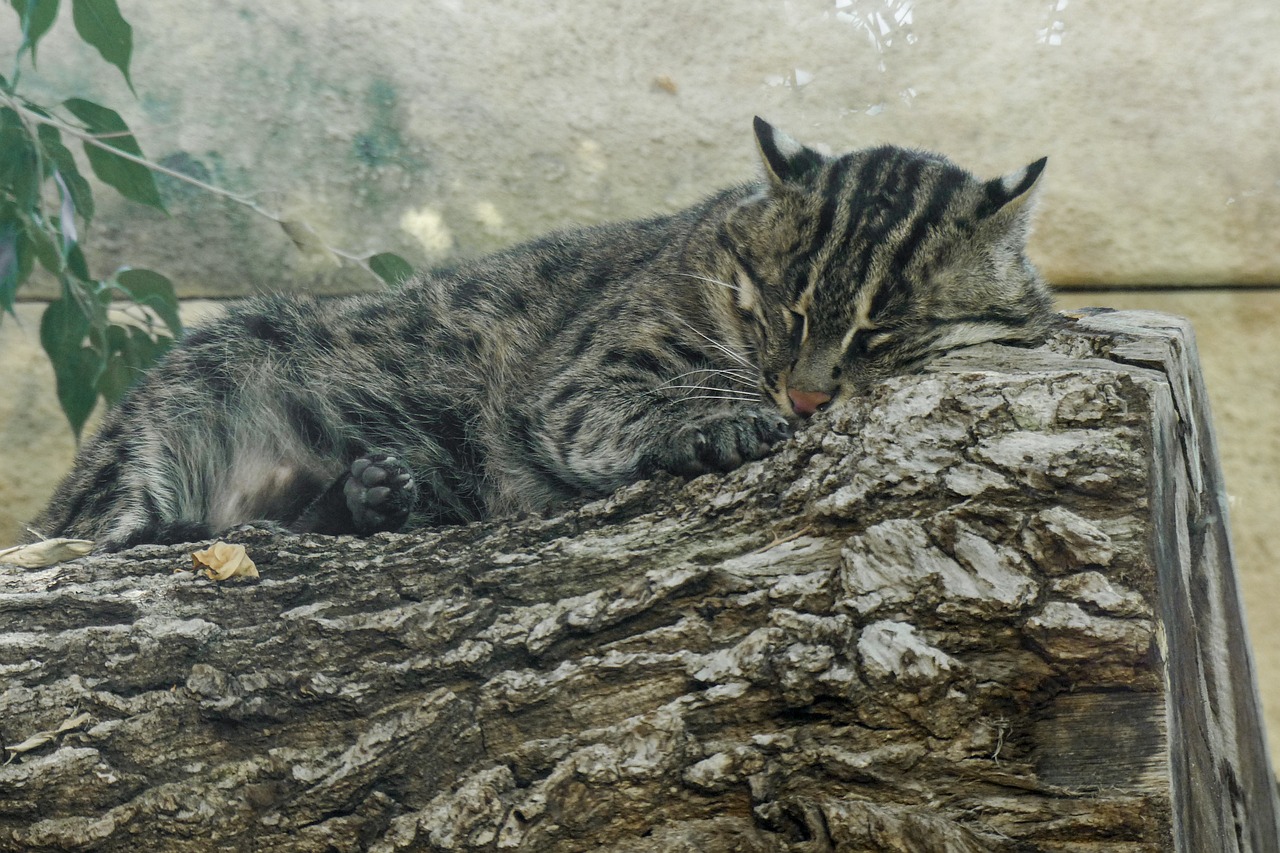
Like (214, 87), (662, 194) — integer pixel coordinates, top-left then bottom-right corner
(1, 310), (1276, 852)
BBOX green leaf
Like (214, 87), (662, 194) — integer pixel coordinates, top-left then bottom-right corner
(126, 324), (168, 369)
(96, 324), (169, 404)
(70, 0), (133, 90)
(0, 207), (36, 315)
(95, 348), (133, 403)
(95, 323), (131, 403)
(59, 346), (101, 436)
(102, 320), (128, 350)
(0, 107), (41, 211)
(0, 221), (21, 317)
(125, 324), (157, 362)
(65, 241), (90, 280)
(10, 0), (61, 65)
(40, 294), (90, 356)
(115, 268), (181, 336)
(141, 327), (173, 361)
(368, 252), (414, 287)
(39, 124), (95, 223)
(40, 297), (99, 437)
(19, 212), (60, 274)
(63, 98), (164, 211)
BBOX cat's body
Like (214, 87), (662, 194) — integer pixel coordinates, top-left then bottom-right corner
(34, 119), (1056, 551)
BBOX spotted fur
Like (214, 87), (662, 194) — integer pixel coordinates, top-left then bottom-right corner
(33, 118), (1055, 551)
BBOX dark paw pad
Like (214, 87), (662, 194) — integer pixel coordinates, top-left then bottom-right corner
(344, 454), (417, 534)
(671, 406), (793, 475)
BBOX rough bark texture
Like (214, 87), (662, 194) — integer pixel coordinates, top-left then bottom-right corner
(1, 310), (1276, 852)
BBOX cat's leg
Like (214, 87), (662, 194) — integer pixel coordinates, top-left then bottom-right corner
(484, 309), (797, 510)
(494, 386), (793, 511)
(645, 405), (794, 477)
(343, 455), (418, 533)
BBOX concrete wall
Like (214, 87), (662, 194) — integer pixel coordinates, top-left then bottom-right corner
(5, 0), (1277, 295)
(3, 2), (1279, 749)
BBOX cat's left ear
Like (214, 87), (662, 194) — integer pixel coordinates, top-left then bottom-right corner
(754, 116), (825, 188)
(980, 157), (1048, 221)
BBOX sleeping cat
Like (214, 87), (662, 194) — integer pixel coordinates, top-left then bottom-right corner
(33, 118), (1055, 552)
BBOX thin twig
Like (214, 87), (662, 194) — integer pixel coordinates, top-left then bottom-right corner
(3, 97), (385, 272)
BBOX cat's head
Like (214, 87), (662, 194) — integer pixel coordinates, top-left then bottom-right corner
(725, 117), (1056, 419)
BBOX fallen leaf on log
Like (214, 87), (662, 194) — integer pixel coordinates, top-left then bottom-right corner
(0, 538), (94, 568)
(191, 541), (259, 580)
(3, 712), (92, 764)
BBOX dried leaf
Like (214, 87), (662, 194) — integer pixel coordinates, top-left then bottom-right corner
(192, 541), (259, 580)
(4, 732), (55, 758)
(4, 711), (92, 763)
(279, 219), (337, 263)
(0, 538), (94, 568)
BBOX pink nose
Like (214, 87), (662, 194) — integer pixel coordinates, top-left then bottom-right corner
(788, 389), (832, 418)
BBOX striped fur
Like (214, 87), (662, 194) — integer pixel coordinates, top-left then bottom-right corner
(33, 118), (1055, 551)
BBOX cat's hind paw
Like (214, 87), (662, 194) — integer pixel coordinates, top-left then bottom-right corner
(343, 454), (418, 534)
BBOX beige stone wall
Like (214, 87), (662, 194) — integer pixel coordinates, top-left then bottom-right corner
(2, 0), (1276, 295)
(2, 2), (1278, 750)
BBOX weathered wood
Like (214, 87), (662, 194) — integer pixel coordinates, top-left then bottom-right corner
(0, 310), (1275, 852)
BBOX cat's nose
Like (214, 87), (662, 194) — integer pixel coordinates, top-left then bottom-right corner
(788, 388), (832, 418)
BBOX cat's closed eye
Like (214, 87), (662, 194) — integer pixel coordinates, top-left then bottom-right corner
(787, 310), (807, 351)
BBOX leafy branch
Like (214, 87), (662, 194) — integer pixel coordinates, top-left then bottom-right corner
(1, 0), (413, 438)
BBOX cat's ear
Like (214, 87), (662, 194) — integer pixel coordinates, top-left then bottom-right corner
(754, 116), (825, 187)
(980, 157), (1048, 221)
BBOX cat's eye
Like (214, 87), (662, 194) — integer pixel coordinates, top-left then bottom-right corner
(845, 329), (870, 356)
(788, 310), (807, 350)
(844, 327), (892, 359)
(865, 332), (894, 351)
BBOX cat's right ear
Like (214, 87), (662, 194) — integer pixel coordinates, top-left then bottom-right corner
(754, 117), (824, 188)
(980, 157), (1048, 220)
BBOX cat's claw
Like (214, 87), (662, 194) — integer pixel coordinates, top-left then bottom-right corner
(343, 454), (418, 534)
(669, 406), (793, 475)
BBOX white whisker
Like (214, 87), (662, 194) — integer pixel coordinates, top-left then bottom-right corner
(657, 367), (758, 391)
(663, 312), (756, 370)
(671, 394), (766, 404)
(659, 383), (759, 397)
(673, 272), (740, 294)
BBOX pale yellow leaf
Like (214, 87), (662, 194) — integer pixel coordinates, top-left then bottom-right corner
(0, 539), (95, 568)
(191, 542), (259, 580)
(4, 712), (92, 763)
(278, 219), (338, 264)
(4, 732), (55, 758)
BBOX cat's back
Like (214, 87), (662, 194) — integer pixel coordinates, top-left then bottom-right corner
(404, 189), (746, 341)
(122, 202), (716, 417)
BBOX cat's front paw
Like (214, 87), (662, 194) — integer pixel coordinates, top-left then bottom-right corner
(343, 454), (418, 534)
(666, 406), (793, 476)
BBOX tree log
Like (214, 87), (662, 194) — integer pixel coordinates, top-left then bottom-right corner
(1, 310), (1276, 852)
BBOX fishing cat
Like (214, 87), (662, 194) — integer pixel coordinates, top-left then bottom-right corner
(34, 118), (1055, 552)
